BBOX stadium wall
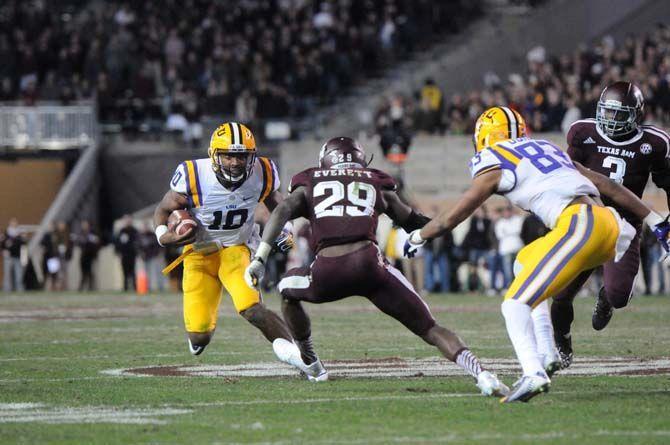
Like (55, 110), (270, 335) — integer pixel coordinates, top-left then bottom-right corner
(0, 158), (65, 226)
(279, 133), (668, 210)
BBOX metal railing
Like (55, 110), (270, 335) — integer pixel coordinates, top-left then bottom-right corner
(0, 104), (97, 149)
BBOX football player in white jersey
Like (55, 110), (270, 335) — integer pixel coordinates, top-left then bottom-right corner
(404, 107), (670, 402)
(153, 122), (326, 381)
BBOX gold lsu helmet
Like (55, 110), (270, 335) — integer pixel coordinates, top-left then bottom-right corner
(208, 122), (257, 187)
(473, 106), (527, 152)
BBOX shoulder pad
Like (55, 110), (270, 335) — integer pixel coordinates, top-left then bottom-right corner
(567, 120), (595, 147)
(258, 157), (280, 195)
(367, 168), (397, 191)
(469, 148), (502, 178)
(170, 162), (189, 195)
(289, 168), (315, 193)
(641, 126), (670, 158)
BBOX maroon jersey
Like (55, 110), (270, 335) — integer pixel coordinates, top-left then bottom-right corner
(289, 167), (396, 252)
(567, 118), (670, 225)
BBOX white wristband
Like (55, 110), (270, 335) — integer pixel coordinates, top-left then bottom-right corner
(644, 211), (664, 228)
(255, 241), (272, 262)
(155, 225), (168, 246)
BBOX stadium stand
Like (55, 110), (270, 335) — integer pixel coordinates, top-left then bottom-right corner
(0, 0), (482, 137)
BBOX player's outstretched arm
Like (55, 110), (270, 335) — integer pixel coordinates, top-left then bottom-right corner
(153, 190), (196, 246)
(574, 162), (655, 221)
(404, 170), (500, 257)
(260, 188), (307, 247)
(575, 161), (670, 256)
(423, 170), (500, 239)
(383, 191), (431, 231)
(245, 188), (307, 289)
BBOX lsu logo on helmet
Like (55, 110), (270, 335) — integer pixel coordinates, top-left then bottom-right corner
(473, 107), (527, 152)
(208, 122), (257, 188)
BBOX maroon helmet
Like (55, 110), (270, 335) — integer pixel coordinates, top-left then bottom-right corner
(596, 81), (644, 137)
(318, 137), (371, 169)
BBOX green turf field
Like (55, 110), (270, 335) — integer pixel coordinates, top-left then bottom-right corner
(0, 291), (668, 444)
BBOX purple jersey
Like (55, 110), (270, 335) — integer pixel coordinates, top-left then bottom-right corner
(567, 118), (670, 224)
(289, 167), (396, 252)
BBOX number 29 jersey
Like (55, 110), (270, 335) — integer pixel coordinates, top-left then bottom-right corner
(289, 167), (397, 252)
(469, 137), (598, 229)
(169, 157), (279, 246)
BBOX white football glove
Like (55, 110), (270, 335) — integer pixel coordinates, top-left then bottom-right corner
(273, 222), (294, 253)
(403, 229), (426, 258)
(244, 257), (266, 290)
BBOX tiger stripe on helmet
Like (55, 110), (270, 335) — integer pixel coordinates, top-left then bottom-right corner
(230, 122), (241, 146)
(499, 106), (519, 139)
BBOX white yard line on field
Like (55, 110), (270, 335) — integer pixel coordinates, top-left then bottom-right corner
(0, 403), (191, 425)
(172, 388), (670, 408)
(1, 389), (669, 426)
(212, 430), (670, 445)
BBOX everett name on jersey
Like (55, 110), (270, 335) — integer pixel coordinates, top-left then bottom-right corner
(567, 118), (670, 225)
(289, 167), (396, 252)
(170, 156), (279, 247)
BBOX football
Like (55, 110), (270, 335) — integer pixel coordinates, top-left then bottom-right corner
(167, 209), (197, 236)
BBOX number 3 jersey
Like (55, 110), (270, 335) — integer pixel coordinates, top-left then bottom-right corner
(169, 157), (279, 246)
(289, 167), (397, 252)
(469, 137), (599, 229)
(567, 118), (670, 226)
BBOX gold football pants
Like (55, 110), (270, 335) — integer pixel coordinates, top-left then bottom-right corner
(505, 204), (619, 308)
(182, 244), (260, 333)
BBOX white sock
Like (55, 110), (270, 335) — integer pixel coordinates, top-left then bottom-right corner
(501, 299), (545, 377)
(531, 300), (558, 362)
(272, 338), (308, 372)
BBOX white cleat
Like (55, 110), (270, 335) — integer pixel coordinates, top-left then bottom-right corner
(272, 338), (310, 373)
(500, 372), (551, 403)
(476, 371), (509, 397)
(304, 359), (329, 382)
(542, 349), (562, 378)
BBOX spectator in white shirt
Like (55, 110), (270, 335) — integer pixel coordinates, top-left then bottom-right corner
(494, 206), (524, 288)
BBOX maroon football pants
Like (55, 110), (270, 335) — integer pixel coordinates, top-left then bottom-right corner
(278, 243), (436, 336)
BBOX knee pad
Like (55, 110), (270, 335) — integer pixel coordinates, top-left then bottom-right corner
(513, 259), (523, 278)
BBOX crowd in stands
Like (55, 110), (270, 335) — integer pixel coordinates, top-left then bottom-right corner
(0, 0), (481, 140)
(2, 207), (668, 295)
(0, 216), (181, 293)
(375, 24), (670, 147)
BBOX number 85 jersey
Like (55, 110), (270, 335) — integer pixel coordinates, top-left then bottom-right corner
(469, 137), (598, 229)
(169, 157), (279, 246)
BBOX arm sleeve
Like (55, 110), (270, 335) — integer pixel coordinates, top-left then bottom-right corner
(398, 211), (431, 232)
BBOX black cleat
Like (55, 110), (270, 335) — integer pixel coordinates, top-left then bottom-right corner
(592, 287), (614, 331)
(555, 332), (573, 369)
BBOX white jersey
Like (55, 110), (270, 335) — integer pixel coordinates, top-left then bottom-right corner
(169, 156), (280, 247)
(469, 137), (599, 228)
